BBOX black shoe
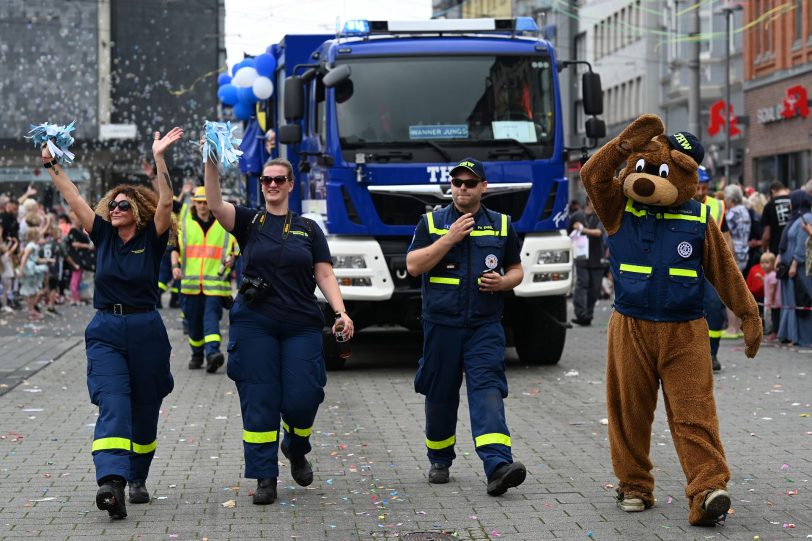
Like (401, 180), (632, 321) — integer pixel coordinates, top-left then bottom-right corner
(280, 440), (314, 486)
(128, 481), (150, 504)
(252, 478), (277, 505)
(96, 476), (127, 519)
(571, 318), (592, 326)
(486, 462), (526, 496)
(699, 489), (731, 525)
(169, 293), (180, 308)
(712, 355), (722, 372)
(206, 352), (224, 373)
(428, 463), (450, 484)
(188, 354), (204, 370)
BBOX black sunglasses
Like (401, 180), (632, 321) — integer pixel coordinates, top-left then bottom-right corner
(259, 175), (290, 186)
(108, 200), (132, 212)
(450, 178), (483, 189)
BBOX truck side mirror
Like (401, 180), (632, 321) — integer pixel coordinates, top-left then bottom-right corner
(582, 72), (603, 116)
(585, 118), (606, 140)
(284, 76), (304, 121)
(323, 64), (351, 88)
(278, 124), (302, 145)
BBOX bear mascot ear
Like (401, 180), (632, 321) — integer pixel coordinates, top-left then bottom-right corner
(670, 148), (699, 173)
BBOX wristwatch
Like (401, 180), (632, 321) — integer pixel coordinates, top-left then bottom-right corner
(334, 310), (347, 319)
(42, 158), (58, 169)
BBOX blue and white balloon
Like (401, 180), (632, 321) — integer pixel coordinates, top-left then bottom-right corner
(232, 66), (258, 88)
(252, 76), (274, 100)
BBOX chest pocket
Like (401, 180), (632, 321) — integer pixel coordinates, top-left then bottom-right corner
(664, 220), (702, 309)
(471, 236), (504, 316)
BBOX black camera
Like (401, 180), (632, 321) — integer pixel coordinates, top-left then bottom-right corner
(238, 275), (270, 306)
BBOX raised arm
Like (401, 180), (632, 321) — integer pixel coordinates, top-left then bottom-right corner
(151, 128), (184, 236)
(41, 147), (96, 233)
(204, 157), (236, 231)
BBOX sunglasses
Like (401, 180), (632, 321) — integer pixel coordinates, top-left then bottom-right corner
(259, 175), (290, 186)
(108, 200), (132, 212)
(450, 178), (483, 189)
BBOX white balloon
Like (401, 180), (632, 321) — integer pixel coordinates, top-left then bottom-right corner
(252, 76), (274, 100)
(232, 66), (258, 88)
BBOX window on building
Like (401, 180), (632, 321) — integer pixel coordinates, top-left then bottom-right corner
(620, 7), (627, 46)
(795, 0), (803, 42)
(700, 7), (712, 55)
(754, 150), (811, 189)
(764, 0), (773, 55)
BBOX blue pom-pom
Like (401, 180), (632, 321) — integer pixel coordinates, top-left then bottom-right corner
(202, 120), (243, 168)
(25, 121), (77, 165)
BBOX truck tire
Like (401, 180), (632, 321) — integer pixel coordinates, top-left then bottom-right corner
(322, 329), (347, 371)
(514, 296), (567, 365)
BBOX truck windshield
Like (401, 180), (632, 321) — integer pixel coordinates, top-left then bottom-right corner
(336, 55), (555, 152)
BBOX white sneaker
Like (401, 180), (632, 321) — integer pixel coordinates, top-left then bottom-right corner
(1, 306), (13, 313)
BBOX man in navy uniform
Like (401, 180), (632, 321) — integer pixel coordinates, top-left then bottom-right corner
(406, 157), (526, 495)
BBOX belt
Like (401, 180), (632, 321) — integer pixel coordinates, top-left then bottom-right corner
(100, 304), (156, 315)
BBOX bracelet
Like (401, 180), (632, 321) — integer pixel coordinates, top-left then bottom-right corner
(42, 158), (58, 169)
(172, 264), (181, 269)
(334, 310), (346, 319)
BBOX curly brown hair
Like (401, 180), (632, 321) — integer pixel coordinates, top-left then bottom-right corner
(95, 184), (178, 235)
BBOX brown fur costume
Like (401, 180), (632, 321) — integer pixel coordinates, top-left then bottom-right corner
(579, 114), (761, 525)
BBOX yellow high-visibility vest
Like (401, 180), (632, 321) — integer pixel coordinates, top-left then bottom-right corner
(178, 211), (235, 296)
(703, 196), (726, 230)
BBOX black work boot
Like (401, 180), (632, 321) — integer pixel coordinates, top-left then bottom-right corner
(128, 481), (150, 504)
(252, 478), (277, 505)
(712, 355), (722, 372)
(206, 352), (224, 373)
(486, 461), (526, 496)
(428, 463), (450, 484)
(188, 354), (204, 370)
(280, 440), (314, 486)
(96, 476), (127, 519)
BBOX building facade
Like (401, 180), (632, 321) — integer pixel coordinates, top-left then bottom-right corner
(744, 1), (812, 191)
(0, 0), (224, 203)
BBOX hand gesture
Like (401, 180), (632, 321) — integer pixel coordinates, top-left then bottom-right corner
(172, 267), (182, 280)
(741, 318), (762, 358)
(152, 127), (184, 157)
(478, 270), (503, 292)
(445, 213), (475, 244)
(182, 180), (194, 195)
(25, 185), (37, 197)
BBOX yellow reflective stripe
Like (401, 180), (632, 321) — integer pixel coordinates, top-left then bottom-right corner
(662, 211), (705, 223)
(188, 337), (205, 347)
(158, 282), (168, 291)
(708, 329), (723, 338)
(204, 334), (221, 343)
(92, 437), (131, 452)
(243, 429), (277, 444)
(619, 263), (652, 274)
(426, 212), (448, 236)
(501, 213), (507, 236)
(428, 276), (460, 285)
(281, 421), (313, 437)
(625, 198), (646, 217)
(474, 433), (511, 448)
(132, 440), (157, 454)
(669, 268), (698, 277)
(426, 435), (456, 450)
(470, 229), (499, 236)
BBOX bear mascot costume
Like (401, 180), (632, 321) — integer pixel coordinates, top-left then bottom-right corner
(579, 114), (761, 526)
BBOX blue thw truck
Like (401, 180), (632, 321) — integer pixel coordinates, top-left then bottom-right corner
(240, 17), (605, 369)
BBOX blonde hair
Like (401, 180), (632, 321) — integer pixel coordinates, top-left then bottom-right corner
(95, 184), (178, 235)
(263, 158), (294, 180)
(761, 251), (776, 265)
(25, 227), (41, 243)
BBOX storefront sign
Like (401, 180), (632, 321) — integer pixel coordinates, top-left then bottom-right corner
(756, 84), (810, 124)
(708, 100), (741, 136)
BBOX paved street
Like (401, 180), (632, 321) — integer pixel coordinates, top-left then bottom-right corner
(0, 299), (810, 540)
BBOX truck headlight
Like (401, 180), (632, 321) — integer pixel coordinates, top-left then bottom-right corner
(332, 255), (367, 269)
(536, 250), (570, 264)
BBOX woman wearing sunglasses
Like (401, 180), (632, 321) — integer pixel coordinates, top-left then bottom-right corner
(41, 127), (183, 520)
(204, 155), (352, 505)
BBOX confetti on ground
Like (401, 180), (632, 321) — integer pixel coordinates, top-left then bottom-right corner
(221, 499), (236, 508)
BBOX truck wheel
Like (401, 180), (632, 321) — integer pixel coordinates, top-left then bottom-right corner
(514, 296), (567, 365)
(322, 329), (347, 371)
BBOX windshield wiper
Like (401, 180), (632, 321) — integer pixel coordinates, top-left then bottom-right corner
(486, 139), (536, 160)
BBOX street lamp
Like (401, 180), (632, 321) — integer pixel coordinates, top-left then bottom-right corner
(715, 2), (742, 184)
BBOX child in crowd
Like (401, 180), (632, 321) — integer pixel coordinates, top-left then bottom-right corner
(761, 252), (780, 340)
(18, 228), (50, 320)
(40, 223), (65, 315)
(0, 238), (18, 313)
(746, 253), (766, 319)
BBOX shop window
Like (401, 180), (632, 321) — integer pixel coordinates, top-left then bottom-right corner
(754, 150), (811, 189)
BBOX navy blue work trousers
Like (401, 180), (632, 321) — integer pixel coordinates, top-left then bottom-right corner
(226, 302), (326, 479)
(703, 280), (725, 356)
(85, 310), (173, 484)
(415, 321), (513, 478)
(184, 294), (223, 356)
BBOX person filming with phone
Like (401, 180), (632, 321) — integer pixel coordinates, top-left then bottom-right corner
(406, 157), (525, 496)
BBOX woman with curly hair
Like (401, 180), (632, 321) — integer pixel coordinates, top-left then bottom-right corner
(41, 127), (183, 520)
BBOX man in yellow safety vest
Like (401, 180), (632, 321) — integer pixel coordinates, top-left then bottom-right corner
(173, 187), (236, 373)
